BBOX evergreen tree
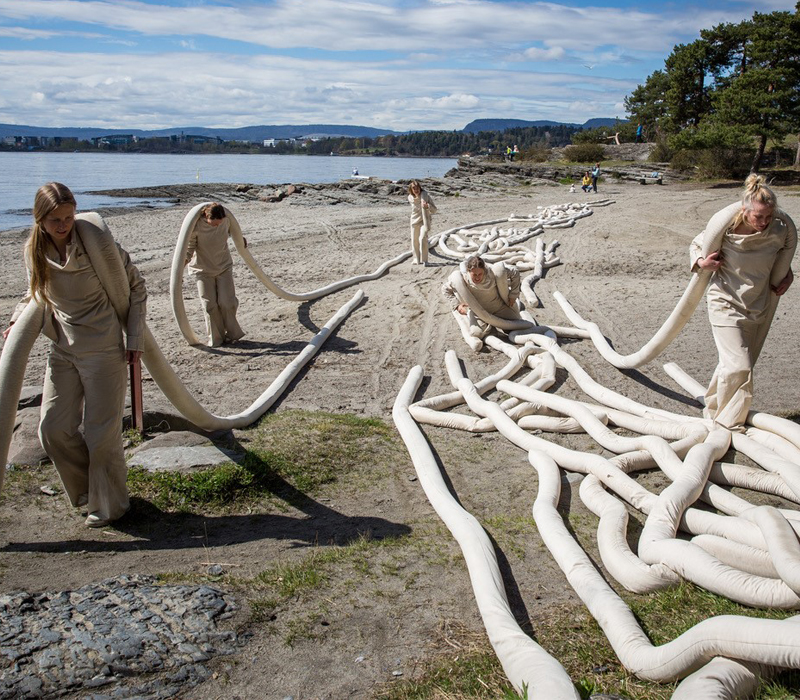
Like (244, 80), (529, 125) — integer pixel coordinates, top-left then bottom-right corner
(624, 6), (800, 173)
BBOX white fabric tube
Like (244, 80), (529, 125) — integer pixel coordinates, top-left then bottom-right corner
(0, 301), (45, 492)
(144, 290), (363, 430)
(392, 366), (580, 700)
(172, 203), (406, 345)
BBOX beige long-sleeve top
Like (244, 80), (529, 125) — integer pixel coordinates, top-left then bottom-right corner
(690, 212), (796, 326)
(186, 218), (234, 277)
(12, 232), (147, 354)
(408, 190), (438, 225)
(441, 265), (520, 313)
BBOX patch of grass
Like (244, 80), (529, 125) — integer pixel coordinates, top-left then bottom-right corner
(249, 596), (279, 624)
(558, 177), (573, 185)
(374, 621), (524, 699)
(482, 514), (539, 560)
(253, 532), (409, 599)
(123, 428), (145, 448)
(0, 463), (55, 502)
(127, 410), (401, 513)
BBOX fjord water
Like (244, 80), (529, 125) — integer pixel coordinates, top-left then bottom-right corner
(0, 152), (457, 231)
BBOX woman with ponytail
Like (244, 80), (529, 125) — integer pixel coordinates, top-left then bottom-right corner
(3, 183), (147, 527)
(690, 174), (796, 430)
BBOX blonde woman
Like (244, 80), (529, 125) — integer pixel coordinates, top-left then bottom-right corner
(185, 202), (245, 347)
(408, 180), (437, 266)
(3, 182), (147, 527)
(691, 174), (796, 430)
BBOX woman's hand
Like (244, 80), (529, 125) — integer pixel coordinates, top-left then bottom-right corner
(457, 303), (469, 315)
(697, 251), (722, 271)
(2, 323), (13, 340)
(772, 268), (794, 296)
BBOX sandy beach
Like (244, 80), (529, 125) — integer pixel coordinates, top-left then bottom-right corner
(1, 163), (799, 698)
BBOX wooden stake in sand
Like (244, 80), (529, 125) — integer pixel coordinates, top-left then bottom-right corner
(129, 356), (144, 431)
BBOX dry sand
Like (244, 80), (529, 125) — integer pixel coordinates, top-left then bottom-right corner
(0, 169), (799, 699)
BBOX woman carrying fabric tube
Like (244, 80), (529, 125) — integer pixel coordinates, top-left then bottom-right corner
(691, 174), (796, 431)
(408, 180), (437, 266)
(185, 202), (246, 347)
(2, 182), (147, 527)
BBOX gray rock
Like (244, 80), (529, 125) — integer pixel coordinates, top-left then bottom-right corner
(127, 445), (244, 473)
(18, 386), (43, 409)
(130, 431), (212, 452)
(8, 406), (48, 466)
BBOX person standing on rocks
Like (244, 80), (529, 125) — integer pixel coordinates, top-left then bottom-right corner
(185, 202), (246, 347)
(2, 182), (147, 528)
(691, 174), (796, 430)
(408, 181), (437, 266)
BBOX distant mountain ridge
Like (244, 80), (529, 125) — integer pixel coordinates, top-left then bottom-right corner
(0, 118), (621, 142)
(462, 118), (620, 133)
(0, 123), (401, 141)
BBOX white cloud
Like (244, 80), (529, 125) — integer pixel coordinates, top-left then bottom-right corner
(0, 0), (791, 129)
(521, 46), (567, 62)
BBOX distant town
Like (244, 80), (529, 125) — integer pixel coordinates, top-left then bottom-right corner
(0, 118), (619, 158)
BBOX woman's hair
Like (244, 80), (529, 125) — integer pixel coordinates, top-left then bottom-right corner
(733, 174), (777, 228)
(202, 202), (226, 220)
(408, 180), (422, 195)
(27, 182), (77, 307)
(465, 255), (485, 270)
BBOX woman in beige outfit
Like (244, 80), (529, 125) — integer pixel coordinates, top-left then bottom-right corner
(408, 181), (437, 265)
(691, 175), (796, 430)
(441, 255), (522, 335)
(185, 203), (245, 347)
(3, 182), (147, 527)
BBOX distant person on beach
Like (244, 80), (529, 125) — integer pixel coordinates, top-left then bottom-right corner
(635, 123), (643, 143)
(3, 182), (147, 528)
(691, 174), (796, 430)
(591, 163), (600, 193)
(408, 181), (437, 266)
(185, 202), (245, 347)
(582, 171), (592, 192)
(441, 255), (522, 334)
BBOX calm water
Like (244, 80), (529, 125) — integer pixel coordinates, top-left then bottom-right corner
(0, 152), (456, 231)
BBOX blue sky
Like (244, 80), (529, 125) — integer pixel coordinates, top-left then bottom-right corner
(0, 0), (795, 131)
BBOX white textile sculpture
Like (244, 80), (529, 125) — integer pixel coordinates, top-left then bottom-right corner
(439, 202), (614, 350)
(0, 214), (364, 493)
(394, 293), (800, 696)
(171, 202), (405, 346)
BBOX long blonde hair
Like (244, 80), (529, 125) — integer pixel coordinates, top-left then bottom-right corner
(27, 182), (77, 307)
(732, 174), (777, 229)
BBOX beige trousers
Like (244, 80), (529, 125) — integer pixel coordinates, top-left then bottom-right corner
(704, 318), (773, 430)
(411, 221), (429, 264)
(39, 345), (129, 521)
(196, 268), (244, 346)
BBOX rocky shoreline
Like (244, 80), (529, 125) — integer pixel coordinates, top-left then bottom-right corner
(86, 151), (684, 212)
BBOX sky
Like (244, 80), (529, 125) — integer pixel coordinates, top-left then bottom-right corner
(0, 0), (796, 132)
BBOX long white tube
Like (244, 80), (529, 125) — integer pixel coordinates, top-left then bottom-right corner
(465, 378), (800, 680)
(143, 290), (363, 430)
(0, 301), (45, 492)
(392, 367), (580, 700)
(171, 203), (408, 345)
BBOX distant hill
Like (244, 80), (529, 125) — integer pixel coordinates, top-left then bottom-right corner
(462, 117), (621, 133)
(0, 123), (401, 141)
(0, 118), (624, 143)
